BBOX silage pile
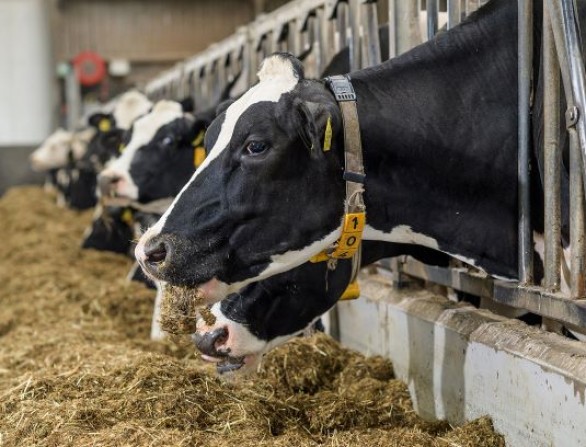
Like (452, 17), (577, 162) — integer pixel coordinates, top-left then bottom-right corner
(0, 187), (506, 447)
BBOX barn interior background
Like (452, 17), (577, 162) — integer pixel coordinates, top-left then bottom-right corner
(1, 0), (586, 446)
(0, 0), (290, 194)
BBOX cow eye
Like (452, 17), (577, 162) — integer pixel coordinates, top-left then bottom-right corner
(246, 141), (268, 156)
(161, 136), (175, 147)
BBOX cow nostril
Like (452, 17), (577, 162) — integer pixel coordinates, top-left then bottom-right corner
(144, 242), (168, 265)
(193, 326), (229, 357)
(214, 329), (228, 349)
(98, 174), (120, 196)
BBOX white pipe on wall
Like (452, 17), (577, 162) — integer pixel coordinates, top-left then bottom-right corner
(0, 0), (53, 146)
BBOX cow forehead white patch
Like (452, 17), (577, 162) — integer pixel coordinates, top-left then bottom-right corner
(108, 100), (183, 174)
(114, 90), (153, 130)
(44, 128), (73, 147)
(152, 60), (299, 234)
(257, 55), (299, 82)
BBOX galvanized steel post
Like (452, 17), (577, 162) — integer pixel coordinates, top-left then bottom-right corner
(447, 0), (461, 29)
(360, 0), (382, 67)
(518, 0), (534, 285)
(543, 2), (562, 292)
(548, 0), (586, 297)
(388, 0), (422, 58)
(311, 13), (324, 76)
(426, 0), (439, 39)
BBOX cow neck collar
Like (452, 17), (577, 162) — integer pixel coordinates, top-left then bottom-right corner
(311, 75), (366, 301)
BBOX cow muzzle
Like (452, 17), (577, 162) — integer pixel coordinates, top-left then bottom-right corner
(136, 229), (233, 304)
(137, 235), (171, 276)
(192, 327), (246, 374)
(97, 172), (121, 198)
(97, 170), (139, 202)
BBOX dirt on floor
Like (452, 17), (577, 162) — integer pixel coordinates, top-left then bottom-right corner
(0, 186), (506, 447)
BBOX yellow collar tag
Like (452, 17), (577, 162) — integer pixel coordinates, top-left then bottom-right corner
(192, 130), (205, 148)
(194, 147), (206, 168)
(310, 212), (366, 262)
(323, 116), (333, 152)
(339, 280), (360, 300)
(99, 118), (112, 132)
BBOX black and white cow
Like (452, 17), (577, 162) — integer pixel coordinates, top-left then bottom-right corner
(195, 241), (448, 373)
(97, 100), (210, 203)
(86, 99), (214, 338)
(92, 94), (454, 348)
(61, 91), (154, 210)
(30, 127), (97, 207)
(81, 205), (136, 254)
(136, 0), (547, 304)
(30, 128), (94, 173)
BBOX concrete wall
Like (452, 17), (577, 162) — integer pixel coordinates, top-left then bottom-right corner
(0, 0), (54, 146)
(0, 147), (44, 196)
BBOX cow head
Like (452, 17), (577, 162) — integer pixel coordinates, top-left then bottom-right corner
(81, 91), (154, 174)
(30, 128), (74, 172)
(81, 205), (135, 254)
(193, 253), (352, 374)
(136, 53), (346, 303)
(192, 240), (450, 374)
(98, 100), (208, 203)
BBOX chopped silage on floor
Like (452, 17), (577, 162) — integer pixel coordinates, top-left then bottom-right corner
(0, 187), (506, 446)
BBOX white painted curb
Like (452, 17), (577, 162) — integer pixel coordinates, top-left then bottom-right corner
(336, 273), (586, 447)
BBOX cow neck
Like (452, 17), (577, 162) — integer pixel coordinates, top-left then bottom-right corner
(334, 0), (520, 279)
(310, 75), (366, 301)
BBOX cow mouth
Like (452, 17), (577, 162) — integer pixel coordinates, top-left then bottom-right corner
(200, 353), (248, 374)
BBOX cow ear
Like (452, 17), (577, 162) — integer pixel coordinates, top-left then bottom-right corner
(182, 117), (208, 149)
(293, 99), (339, 155)
(216, 99), (235, 117)
(179, 97), (194, 113)
(88, 113), (116, 132)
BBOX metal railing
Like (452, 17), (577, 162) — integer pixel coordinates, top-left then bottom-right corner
(140, 0), (586, 335)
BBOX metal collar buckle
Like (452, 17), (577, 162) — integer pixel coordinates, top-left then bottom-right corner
(327, 75), (357, 102)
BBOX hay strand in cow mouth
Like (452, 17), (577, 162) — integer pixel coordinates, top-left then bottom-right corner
(160, 284), (216, 335)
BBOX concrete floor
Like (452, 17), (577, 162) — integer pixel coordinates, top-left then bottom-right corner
(0, 146), (44, 196)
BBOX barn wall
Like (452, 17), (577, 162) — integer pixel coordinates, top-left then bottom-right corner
(0, 0), (54, 145)
(53, 0), (256, 63)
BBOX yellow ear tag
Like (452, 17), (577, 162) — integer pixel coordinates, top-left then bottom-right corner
(340, 280), (360, 300)
(118, 143), (126, 153)
(99, 118), (112, 132)
(120, 208), (134, 225)
(192, 130), (205, 148)
(194, 147), (206, 168)
(323, 116), (333, 152)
